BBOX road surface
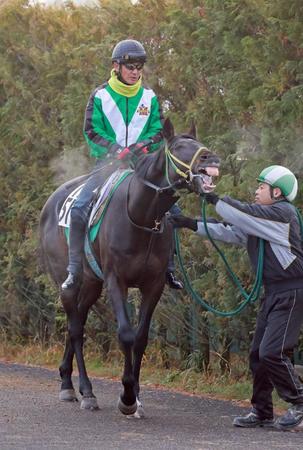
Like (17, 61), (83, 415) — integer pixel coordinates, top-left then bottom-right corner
(0, 361), (302, 449)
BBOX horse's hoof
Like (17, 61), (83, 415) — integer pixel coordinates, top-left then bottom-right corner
(59, 389), (78, 402)
(127, 399), (145, 419)
(80, 396), (99, 410)
(134, 399), (145, 418)
(118, 397), (137, 415)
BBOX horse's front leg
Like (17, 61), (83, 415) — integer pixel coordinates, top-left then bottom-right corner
(132, 281), (164, 417)
(106, 274), (137, 415)
(61, 289), (99, 410)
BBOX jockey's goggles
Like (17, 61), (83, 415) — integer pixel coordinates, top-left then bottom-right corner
(123, 62), (144, 71)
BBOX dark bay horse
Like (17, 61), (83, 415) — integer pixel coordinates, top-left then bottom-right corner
(39, 118), (220, 416)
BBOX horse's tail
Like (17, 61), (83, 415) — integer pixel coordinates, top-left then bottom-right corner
(37, 233), (47, 274)
(37, 204), (58, 284)
(37, 219), (49, 276)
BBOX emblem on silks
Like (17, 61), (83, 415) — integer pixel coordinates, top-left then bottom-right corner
(137, 103), (150, 116)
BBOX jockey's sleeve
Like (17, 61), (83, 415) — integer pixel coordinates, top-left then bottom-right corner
(196, 221), (247, 246)
(215, 197), (293, 247)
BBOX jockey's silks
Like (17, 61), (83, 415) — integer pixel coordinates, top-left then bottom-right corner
(83, 71), (163, 159)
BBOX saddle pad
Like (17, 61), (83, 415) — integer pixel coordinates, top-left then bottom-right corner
(58, 183), (84, 228)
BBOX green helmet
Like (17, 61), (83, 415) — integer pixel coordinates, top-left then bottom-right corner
(257, 165), (298, 202)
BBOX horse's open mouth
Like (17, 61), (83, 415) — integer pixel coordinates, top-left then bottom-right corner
(197, 166), (219, 193)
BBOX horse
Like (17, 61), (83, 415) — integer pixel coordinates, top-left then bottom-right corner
(39, 118), (220, 416)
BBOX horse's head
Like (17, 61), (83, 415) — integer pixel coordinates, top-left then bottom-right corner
(163, 118), (220, 195)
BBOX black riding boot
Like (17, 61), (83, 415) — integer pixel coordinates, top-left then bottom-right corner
(61, 219), (86, 290)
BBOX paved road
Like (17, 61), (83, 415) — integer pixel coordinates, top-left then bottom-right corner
(0, 362), (302, 450)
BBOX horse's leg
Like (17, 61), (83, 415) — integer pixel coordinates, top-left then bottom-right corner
(59, 334), (77, 402)
(132, 282), (164, 418)
(106, 275), (137, 415)
(61, 283), (101, 410)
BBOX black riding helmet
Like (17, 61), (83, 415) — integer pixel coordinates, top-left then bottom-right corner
(111, 39), (147, 64)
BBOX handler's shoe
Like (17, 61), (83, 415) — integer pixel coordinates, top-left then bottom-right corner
(61, 272), (80, 290)
(233, 411), (274, 428)
(275, 404), (303, 430)
(166, 271), (184, 290)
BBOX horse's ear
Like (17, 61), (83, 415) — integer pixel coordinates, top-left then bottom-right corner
(188, 120), (197, 139)
(163, 118), (175, 141)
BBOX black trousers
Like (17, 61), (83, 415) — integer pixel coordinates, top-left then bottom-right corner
(250, 288), (303, 419)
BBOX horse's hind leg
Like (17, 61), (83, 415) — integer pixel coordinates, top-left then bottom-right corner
(106, 275), (137, 415)
(59, 335), (77, 402)
(61, 284), (101, 410)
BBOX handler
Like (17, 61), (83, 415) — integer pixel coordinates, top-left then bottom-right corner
(170, 165), (303, 430)
(62, 39), (183, 291)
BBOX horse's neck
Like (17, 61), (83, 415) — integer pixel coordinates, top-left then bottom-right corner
(128, 151), (178, 227)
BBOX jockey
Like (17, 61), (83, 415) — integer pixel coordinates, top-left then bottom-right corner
(62, 39), (183, 291)
(171, 165), (303, 430)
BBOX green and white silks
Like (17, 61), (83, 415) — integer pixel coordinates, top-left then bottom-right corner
(84, 70), (163, 158)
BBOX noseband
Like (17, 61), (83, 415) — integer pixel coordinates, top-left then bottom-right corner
(165, 145), (210, 183)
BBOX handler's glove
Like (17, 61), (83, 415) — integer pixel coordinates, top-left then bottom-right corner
(203, 192), (220, 205)
(168, 214), (198, 232)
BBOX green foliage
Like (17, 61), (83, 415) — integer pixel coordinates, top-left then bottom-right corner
(0, 0), (302, 372)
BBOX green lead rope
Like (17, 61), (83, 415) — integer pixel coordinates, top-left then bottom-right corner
(175, 198), (264, 317)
